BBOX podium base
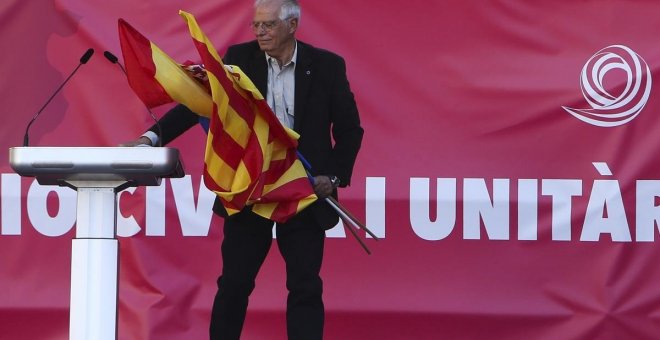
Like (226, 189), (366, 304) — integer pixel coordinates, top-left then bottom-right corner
(69, 239), (119, 340)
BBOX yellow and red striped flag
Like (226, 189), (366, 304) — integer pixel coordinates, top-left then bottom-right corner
(118, 18), (213, 118)
(118, 14), (317, 222)
(178, 10), (316, 222)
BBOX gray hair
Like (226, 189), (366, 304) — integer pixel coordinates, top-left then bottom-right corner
(255, 0), (301, 22)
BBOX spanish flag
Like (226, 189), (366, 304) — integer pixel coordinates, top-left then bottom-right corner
(118, 18), (213, 118)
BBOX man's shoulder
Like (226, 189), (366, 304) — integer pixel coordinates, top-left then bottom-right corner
(297, 41), (345, 64)
(223, 40), (346, 65)
(226, 40), (260, 55)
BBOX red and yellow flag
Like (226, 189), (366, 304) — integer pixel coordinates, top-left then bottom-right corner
(118, 19), (213, 117)
(118, 14), (317, 222)
(179, 10), (316, 222)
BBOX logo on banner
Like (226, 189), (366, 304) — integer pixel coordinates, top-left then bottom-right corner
(562, 45), (652, 127)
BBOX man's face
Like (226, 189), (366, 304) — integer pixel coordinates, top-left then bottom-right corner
(252, 2), (297, 54)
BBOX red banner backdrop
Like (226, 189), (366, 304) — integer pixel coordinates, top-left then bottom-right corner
(2, 1), (660, 339)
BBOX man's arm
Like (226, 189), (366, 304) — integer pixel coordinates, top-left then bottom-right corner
(329, 56), (364, 187)
(121, 104), (200, 146)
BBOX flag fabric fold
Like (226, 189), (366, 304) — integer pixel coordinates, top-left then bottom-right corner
(118, 14), (317, 223)
(178, 10), (316, 222)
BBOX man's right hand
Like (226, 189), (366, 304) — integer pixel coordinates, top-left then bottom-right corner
(119, 136), (152, 147)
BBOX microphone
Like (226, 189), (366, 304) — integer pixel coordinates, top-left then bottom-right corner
(80, 48), (94, 64)
(23, 48), (95, 146)
(103, 50), (118, 64)
(104, 50), (162, 147)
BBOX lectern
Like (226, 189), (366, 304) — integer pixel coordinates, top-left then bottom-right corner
(9, 146), (184, 340)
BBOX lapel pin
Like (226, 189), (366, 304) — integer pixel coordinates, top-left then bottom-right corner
(306, 70), (311, 75)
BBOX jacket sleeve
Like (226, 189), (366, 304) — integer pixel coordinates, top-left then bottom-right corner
(329, 56), (364, 186)
(147, 104), (200, 146)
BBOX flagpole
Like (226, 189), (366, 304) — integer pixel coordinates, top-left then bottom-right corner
(339, 214), (371, 255)
(325, 196), (379, 240)
(296, 151), (378, 254)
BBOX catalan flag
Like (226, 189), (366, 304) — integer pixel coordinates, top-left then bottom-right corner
(118, 18), (213, 118)
(177, 11), (316, 222)
(118, 15), (316, 222)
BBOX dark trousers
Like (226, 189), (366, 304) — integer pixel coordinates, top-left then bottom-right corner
(209, 209), (326, 340)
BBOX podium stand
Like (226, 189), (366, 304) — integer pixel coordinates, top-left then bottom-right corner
(9, 146), (184, 340)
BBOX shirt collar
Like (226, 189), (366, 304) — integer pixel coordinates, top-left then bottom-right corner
(266, 40), (298, 67)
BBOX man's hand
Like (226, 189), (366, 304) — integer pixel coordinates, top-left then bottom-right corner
(313, 176), (335, 198)
(119, 136), (152, 147)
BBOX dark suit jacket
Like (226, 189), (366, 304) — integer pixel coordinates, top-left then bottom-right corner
(151, 40), (363, 229)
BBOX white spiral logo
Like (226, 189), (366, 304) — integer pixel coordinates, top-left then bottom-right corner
(562, 45), (652, 127)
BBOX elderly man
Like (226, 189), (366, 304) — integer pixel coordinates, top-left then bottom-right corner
(128, 0), (363, 339)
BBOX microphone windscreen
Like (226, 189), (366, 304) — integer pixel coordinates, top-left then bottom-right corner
(80, 48), (95, 64)
(103, 51), (119, 63)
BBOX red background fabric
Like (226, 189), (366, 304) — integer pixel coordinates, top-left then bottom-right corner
(2, 1), (660, 339)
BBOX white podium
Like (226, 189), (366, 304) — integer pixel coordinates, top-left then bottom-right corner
(9, 146), (184, 340)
